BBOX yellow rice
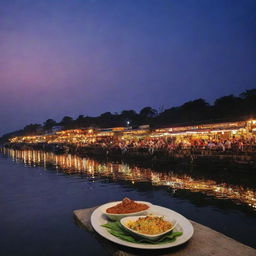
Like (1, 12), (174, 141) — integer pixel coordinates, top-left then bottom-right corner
(126, 216), (172, 235)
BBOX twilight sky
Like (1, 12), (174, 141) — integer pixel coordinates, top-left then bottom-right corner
(0, 0), (255, 135)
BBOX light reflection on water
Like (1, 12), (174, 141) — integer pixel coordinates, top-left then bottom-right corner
(2, 148), (256, 210)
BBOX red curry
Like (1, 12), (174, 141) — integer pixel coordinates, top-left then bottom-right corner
(106, 197), (149, 214)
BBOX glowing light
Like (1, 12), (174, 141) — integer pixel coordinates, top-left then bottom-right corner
(3, 148), (256, 210)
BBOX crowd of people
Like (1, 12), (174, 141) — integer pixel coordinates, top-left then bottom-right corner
(74, 135), (256, 155)
(7, 131), (256, 157)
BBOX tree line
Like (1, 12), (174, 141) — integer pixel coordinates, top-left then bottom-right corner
(1, 89), (255, 143)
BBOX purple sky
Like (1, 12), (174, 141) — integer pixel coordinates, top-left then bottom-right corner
(0, 0), (255, 135)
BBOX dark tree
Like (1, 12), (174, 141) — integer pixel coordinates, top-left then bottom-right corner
(76, 115), (84, 121)
(240, 89), (256, 99)
(240, 89), (256, 117)
(120, 110), (138, 126)
(214, 95), (243, 119)
(180, 99), (210, 122)
(157, 98), (210, 125)
(139, 107), (158, 118)
(43, 119), (57, 129)
(100, 112), (113, 119)
(120, 110), (137, 118)
(60, 116), (73, 125)
(23, 124), (43, 135)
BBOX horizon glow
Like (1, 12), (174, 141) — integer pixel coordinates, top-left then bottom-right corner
(0, 0), (255, 135)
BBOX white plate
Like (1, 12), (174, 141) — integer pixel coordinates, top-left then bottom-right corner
(91, 202), (194, 249)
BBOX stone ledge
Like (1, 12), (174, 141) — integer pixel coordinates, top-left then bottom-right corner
(73, 206), (256, 256)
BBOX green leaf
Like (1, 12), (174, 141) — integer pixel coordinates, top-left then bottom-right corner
(166, 231), (183, 239)
(108, 230), (137, 243)
(101, 222), (123, 232)
(101, 221), (183, 244)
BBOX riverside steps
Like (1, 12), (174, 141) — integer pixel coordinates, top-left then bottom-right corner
(73, 206), (256, 256)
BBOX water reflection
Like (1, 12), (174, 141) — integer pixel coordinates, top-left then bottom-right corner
(2, 148), (256, 210)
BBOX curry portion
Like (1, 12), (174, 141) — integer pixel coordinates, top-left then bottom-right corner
(106, 198), (149, 214)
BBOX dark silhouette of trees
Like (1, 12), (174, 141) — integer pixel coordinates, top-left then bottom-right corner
(75, 115), (85, 127)
(1, 88), (256, 143)
(76, 115), (84, 121)
(61, 116), (73, 124)
(98, 112), (121, 127)
(100, 112), (112, 119)
(240, 89), (256, 117)
(179, 99), (210, 122)
(23, 124), (43, 135)
(120, 110), (138, 126)
(213, 95), (243, 119)
(138, 107), (158, 125)
(139, 107), (158, 118)
(60, 116), (74, 128)
(43, 119), (57, 130)
(156, 99), (210, 126)
(120, 110), (137, 119)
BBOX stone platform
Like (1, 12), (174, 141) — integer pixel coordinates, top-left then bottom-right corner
(73, 206), (255, 256)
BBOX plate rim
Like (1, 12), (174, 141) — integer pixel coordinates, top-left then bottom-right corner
(90, 202), (194, 250)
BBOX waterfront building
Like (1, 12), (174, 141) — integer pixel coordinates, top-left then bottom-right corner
(9, 119), (256, 147)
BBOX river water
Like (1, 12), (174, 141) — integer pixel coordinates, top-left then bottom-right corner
(0, 148), (255, 255)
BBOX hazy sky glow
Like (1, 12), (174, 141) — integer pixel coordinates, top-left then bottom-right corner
(0, 0), (255, 135)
